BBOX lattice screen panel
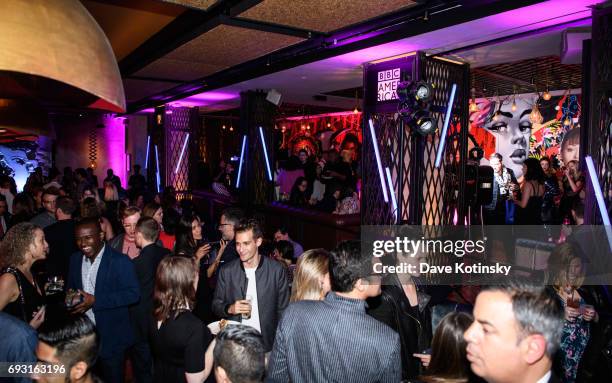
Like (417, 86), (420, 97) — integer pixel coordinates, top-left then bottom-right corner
(362, 54), (469, 226)
(165, 106), (197, 198)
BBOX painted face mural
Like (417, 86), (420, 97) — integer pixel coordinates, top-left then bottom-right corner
(470, 94), (581, 178)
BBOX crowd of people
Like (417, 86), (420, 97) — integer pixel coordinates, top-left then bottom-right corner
(482, 152), (586, 227)
(210, 144), (361, 215)
(0, 164), (611, 383)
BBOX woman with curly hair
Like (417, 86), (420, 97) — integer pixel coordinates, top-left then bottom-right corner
(150, 256), (213, 383)
(0, 222), (48, 328)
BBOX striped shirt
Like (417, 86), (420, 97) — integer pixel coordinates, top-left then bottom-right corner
(267, 292), (401, 382)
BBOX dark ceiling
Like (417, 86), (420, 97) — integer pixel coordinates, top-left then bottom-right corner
(471, 55), (583, 98)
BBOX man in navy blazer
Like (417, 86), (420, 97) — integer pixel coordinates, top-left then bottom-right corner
(68, 217), (140, 383)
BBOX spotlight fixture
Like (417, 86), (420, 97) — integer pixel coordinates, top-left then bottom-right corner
(222, 124), (226, 130)
(413, 81), (433, 102)
(492, 111), (500, 122)
(353, 90), (360, 114)
(229, 126), (234, 131)
(327, 122), (331, 128)
(543, 88), (552, 101)
(469, 101), (479, 113)
(411, 110), (436, 136)
(564, 117), (572, 126)
(511, 97), (517, 112)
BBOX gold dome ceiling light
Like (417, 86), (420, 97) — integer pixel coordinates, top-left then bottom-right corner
(0, 0), (125, 113)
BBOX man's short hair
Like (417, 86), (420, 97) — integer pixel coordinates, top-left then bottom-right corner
(136, 217), (160, 242)
(484, 280), (563, 357)
(489, 153), (503, 162)
(275, 226), (288, 236)
(221, 207), (244, 226)
(571, 201), (584, 220)
(329, 240), (370, 293)
(122, 206), (141, 219)
(76, 217), (102, 232)
(214, 324), (265, 383)
(38, 315), (99, 371)
(42, 187), (60, 198)
(235, 219), (263, 240)
(56, 196), (76, 216)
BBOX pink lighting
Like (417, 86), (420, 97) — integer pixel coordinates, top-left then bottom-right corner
(184, 91), (238, 102)
(102, 114), (126, 188)
(283, 111), (361, 121)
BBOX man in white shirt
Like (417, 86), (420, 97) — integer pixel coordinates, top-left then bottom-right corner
(212, 219), (289, 351)
(464, 281), (564, 383)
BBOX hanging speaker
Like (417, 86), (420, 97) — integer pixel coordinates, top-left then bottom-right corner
(266, 89), (282, 106)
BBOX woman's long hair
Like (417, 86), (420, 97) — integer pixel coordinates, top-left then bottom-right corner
(523, 158), (545, 183)
(290, 249), (329, 302)
(421, 312), (473, 383)
(548, 242), (585, 291)
(103, 182), (118, 202)
(174, 213), (200, 257)
(153, 256), (197, 322)
(289, 177), (308, 206)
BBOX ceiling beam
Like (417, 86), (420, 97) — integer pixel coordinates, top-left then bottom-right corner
(127, 0), (548, 113)
(118, 0), (265, 76)
(219, 15), (326, 39)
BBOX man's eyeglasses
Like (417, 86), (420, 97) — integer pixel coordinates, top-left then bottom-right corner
(217, 223), (232, 229)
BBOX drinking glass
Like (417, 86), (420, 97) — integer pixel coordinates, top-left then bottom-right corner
(242, 295), (252, 320)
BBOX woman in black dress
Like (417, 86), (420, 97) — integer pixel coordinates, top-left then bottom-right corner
(512, 158), (546, 225)
(0, 222), (47, 328)
(174, 213), (215, 324)
(151, 256), (213, 383)
(289, 177), (309, 207)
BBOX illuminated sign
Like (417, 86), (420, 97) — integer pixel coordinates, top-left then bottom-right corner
(377, 68), (400, 101)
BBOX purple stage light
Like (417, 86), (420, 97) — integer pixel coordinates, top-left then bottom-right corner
(145, 136), (151, 169)
(174, 133), (190, 174)
(259, 127), (273, 181)
(385, 167), (398, 222)
(435, 83), (457, 168)
(585, 156), (612, 252)
(236, 135), (247, 188)
(154, 144), (161, 193)
(368, 119), (389, 203)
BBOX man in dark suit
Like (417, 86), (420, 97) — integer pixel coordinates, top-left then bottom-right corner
(464, 281), (564, 383)
(43, 196), (78, 282)
(0, 194), (10, 240)
(267, 241), (401, 382)
(68, 217), (140, 383)
(128, 217), (170, 383)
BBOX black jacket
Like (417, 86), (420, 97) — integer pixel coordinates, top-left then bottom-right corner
(43, 219), (77, 281)
(212, 255), (289, 351)
(367, 277), (433, 380)
(129, 244), (170, 343)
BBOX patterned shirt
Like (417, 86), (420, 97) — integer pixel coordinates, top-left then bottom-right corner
(81, 245), (104, 324)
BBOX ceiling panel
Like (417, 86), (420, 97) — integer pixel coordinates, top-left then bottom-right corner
(240, 0), (416, 33)
(159, 0), (219, 10)
(123, 79), (176, 102)
(81, 0), (185, 60)
(164, 24), (305, 66)
(134, 58), (224, 81)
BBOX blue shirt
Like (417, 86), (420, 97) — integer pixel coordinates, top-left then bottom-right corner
(0, 312), (37, 383)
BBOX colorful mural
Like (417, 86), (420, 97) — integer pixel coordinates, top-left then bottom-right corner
(469, 93), (581, 177)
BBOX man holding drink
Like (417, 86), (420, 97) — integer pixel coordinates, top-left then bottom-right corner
(212, 219), (289, 351)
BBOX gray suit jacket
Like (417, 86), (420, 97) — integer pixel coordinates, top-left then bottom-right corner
(267, 292), (401, 383)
